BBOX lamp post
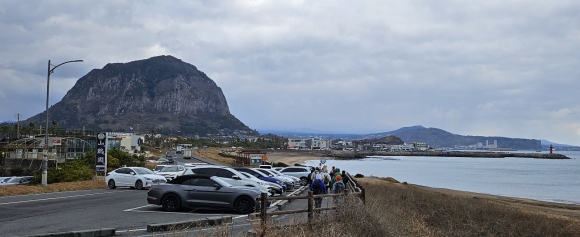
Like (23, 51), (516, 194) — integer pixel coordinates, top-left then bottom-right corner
(42, 59), (83, 187)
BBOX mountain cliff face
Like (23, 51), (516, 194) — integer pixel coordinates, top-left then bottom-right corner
(25, 55), (252, 135)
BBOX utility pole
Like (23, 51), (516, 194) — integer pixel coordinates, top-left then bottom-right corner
(42, 59), (83, 187)
(17, 113), (20, 138)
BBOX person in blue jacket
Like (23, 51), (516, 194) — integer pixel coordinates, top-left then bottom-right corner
(310, 173), (327, 208)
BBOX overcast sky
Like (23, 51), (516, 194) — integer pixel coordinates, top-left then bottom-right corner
(1, 1), (579, 145)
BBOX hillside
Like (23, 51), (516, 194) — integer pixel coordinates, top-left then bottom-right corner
(22, 55), (253, 136)
(393, 127), (541, 150)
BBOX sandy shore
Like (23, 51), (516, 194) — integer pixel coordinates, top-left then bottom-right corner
(265, 150), (323, 166)
(267, 150), (580, 220)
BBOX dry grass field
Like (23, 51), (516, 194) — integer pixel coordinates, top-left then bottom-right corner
(0, 180), (107, 197)
(247, 177), (580, 237)
(148, 176), (580, 236)
(195, 147), (236, 165)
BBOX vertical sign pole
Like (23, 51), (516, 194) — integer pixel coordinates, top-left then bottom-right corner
(96, 132), (108, 177)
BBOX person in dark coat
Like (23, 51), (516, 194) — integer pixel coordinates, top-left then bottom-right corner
(341, 170), (350, 189)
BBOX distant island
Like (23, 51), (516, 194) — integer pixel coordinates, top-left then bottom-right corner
(326, 150), (571, 159)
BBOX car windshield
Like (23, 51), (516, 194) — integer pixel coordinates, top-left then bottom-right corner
(260, 169), (275, 176)
(7, 178), (22, 183)
(211, 177), (234, 187)
(252, 169), (269, 177)
(160, 166), (178, 172)
(133, 167), (155, 175)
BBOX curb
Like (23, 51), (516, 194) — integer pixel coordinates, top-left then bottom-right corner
(146, 216), (233, 232)
(19, 228), (115, 237)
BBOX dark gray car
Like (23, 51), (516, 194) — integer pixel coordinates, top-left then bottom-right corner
(147, 174), (261, 214)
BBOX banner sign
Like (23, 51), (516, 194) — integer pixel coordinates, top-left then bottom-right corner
(96, 132), (107, 173)
(51, 138), (62, 146)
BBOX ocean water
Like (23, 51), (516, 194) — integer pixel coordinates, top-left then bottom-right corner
(303, 150), (580, 204)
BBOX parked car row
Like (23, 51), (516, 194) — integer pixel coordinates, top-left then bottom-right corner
(0, 176), (33, 186)
(102, 164), (312, 215)
(147, 174), (262, 214)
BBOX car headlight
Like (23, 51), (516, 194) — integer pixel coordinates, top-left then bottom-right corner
(145, 177), (153, 180)
(276, 180), (283, 184)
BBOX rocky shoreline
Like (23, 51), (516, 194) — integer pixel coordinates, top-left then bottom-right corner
(324, 150), (571, 159)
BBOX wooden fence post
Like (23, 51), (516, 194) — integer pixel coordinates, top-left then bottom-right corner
(361, 186), (366, 204)
(260, 192), (268, 225)
(307, 191), (313, 223)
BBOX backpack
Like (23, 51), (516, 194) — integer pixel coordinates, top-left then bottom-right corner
(333, 181), (345, 194)
(312, 180), (322, 195)
(323, 174), (330, 185)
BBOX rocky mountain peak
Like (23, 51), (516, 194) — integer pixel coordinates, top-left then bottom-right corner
(25, 55), (251, 136)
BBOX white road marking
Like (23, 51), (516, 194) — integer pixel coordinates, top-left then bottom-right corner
(0, 190), (129, 205)
(123, 204), (154, 211)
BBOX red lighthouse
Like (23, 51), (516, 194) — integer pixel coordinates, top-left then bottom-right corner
(549, 144), (553, 154)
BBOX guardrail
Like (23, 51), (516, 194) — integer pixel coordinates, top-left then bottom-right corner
(255, 172), (365, 224)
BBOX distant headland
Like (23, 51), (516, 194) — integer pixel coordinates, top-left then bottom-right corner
(325, 150), (571, 159)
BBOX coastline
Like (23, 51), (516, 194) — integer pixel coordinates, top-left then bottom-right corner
(266, 149), (324, 166)
(266, 149), (580, 220)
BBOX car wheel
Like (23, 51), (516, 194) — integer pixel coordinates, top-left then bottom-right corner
(162, 194), (181, 212)
(235, 196), (254, 214)
(300, 177), (308, 186)
(135, 180), (144, 190)
(108, 180), (116, 189)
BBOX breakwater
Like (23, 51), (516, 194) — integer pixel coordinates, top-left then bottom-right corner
(324, 151), (570, 159)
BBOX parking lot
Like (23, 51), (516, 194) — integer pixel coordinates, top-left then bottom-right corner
(0, 151), (307, 236)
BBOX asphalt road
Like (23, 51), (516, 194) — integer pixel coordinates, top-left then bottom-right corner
(0, 150), (305, 236)
(0, 187), (250, 236)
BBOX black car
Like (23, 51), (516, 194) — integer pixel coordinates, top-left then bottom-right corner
(147, 174), (261, 214)
(166, 156), (175, 164)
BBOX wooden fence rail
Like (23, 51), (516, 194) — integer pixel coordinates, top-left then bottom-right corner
(256, 172), (365, 224)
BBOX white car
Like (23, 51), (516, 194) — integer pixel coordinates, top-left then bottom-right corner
(153, 165), (167, 172)
(106, 167), (166, 190)
(278, 166), (312, 186)
(156, 165), (185, 181)
(239, 171), (283, 196)
(270, 169), (301, 184)
(0, 177), (10, 183)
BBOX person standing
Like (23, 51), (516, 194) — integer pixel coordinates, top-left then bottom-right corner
(308, 167), (316, 185)
(341, 170), (350, 189)
(332, 174), (345, 204)
(322, 170), (332, 193)
(310, 174), (327, 208)
(310, 167), (320, 183)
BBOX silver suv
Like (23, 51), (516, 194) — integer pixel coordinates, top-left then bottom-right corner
(181, 166), (271, 194)
(278, 166), (311, 186)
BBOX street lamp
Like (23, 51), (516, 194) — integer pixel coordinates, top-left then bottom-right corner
(42, 59), (83, 187)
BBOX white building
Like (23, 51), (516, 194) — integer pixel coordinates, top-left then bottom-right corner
(485, 140), (498, 149)
(309, 137), (328, 150)
(107, 132), (144, 154)
(287, 138), (307, 149)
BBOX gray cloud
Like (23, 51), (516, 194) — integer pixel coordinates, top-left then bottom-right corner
(1, 0), (579, 145)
